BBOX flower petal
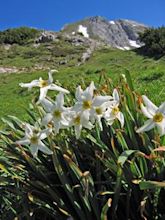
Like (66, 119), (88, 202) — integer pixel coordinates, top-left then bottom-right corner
(74, 124), (82, 139)
(141, 104), (153, 118)
(113, 89), (120, 103)
(53, 121), (61, 134)
(42, 113), (53, 126)
(39, 128), (51, 140)
(156, 120), (165, 136)
(19, 80), (40, 89)
(48, 69), (58, 84)
(25, 123), (34, 137)
(96, 116), (103, 130)
(56, 92), (64, 108)
(142, 95), (158, 115)
(30, 144), (39, 157)
(16, 137), (30, 146)
(75, 86), (83, 101)
(158, 102), (165, 114)
(84, 81), (95, 100)
(49, 84), (70, 94)
(81, 111), (93, 129)
(40, 98), (54, 112)
(93, 96), (112, 107)
(136, 119), (155, 133)
(104, 109), (116, 121)
(116, 112), (124, 127)
(72, 103), (82, 112)
(38, 141), (53, 155)
(39, 87), (49, 101)
(106, 119), (114, 126)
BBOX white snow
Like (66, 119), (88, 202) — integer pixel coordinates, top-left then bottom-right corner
(72, 31), (75, 35)
(116, 46), (130, 51)
(109, 21), (115, 25)
(129, 40), (141, 48)
(116, 46), (125, 50)
(116, 40), (141, 51)
(78, 25), (89, 38)
(124, 46), (130, 50)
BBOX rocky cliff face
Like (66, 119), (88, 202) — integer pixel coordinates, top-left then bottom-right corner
(61, 16), (147, 50)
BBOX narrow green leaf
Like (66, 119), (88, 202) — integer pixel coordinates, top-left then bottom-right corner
(101, 198), (112, 220)
(124, 69), (134, 91)
(139, 181), (165, 190)
(118, 150), (137, 167)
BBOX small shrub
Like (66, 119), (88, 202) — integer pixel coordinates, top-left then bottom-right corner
(139, 26), (165, 58)
(0, 27), (40, 45)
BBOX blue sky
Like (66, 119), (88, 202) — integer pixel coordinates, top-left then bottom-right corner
(0, 0), (164, 31)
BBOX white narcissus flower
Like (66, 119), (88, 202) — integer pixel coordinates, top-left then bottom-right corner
(41, 93), (70, 134)
(104, 89), (124, 127)
(19, 70), (70, 101)
(69, 110), (93, 139)
(72, 81), (113, 131)
(136, 95), (165, 136)
(74, 81), (112, 113)
(16, 123), (52, 157)
(89, 96), (114, 130)
(73, 81), (96, 112)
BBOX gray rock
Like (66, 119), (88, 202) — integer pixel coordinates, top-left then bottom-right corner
(81, 49), (92, 63)
(61, 16), (148, 50)
(36, 31), (58, 43)
(59, 59), (68, 65)
(0, 67), (19, 74)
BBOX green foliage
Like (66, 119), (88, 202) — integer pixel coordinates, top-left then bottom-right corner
(139, 26), (165, 58)
(0, 27), (40, 45)
(1, 74), (165, 219)
(0, 48), (165, 120)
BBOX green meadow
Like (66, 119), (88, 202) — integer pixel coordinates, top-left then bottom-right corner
(0, 48), (165, 120)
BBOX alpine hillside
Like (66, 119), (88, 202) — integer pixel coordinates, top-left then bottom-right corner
(0, 16), (164, 119)
(61, 16), (147, 50)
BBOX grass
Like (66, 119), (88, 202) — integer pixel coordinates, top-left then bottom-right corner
(0, 47), (165, 121)
(0, 40), (85, 68)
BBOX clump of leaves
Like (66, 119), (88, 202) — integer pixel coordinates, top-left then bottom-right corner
(1, 71), (165, 220)
(0, 27), (40, 45)
(138, 26), (165, 59)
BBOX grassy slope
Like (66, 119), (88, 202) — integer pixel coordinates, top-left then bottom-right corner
(0, 47), (165, 121)
(0, 40), (86, 69)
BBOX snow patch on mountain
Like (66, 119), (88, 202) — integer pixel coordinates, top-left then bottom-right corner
(62, 16), (148, 50)
(124, 46), (130, 50)
(129, 40), (141, 48)
(78, 25), (89, 38)
(116, 46), (125, 50)
(109, 21), (115, 25)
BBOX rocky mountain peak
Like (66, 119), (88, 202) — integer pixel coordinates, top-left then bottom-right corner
(61, 16), (148, 50)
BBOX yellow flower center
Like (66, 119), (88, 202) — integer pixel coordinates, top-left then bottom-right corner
(83, 100), (92, 109)
(153, 112), (163, 123)
(95, 107), (102, 115)
(39, 80), (48, 88)
(53, 110), (61, 118)
(30, 136), (38, 144)
(74, 116), (81, 125)
(112, 107), (119, 115)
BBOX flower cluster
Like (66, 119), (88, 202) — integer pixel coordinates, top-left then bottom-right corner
(17, 71), (124, 157)
(17, 70), (165, 157)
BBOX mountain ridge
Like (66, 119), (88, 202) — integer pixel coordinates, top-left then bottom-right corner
(0, 16), (149, 73)
(61, 16), (148, 50)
